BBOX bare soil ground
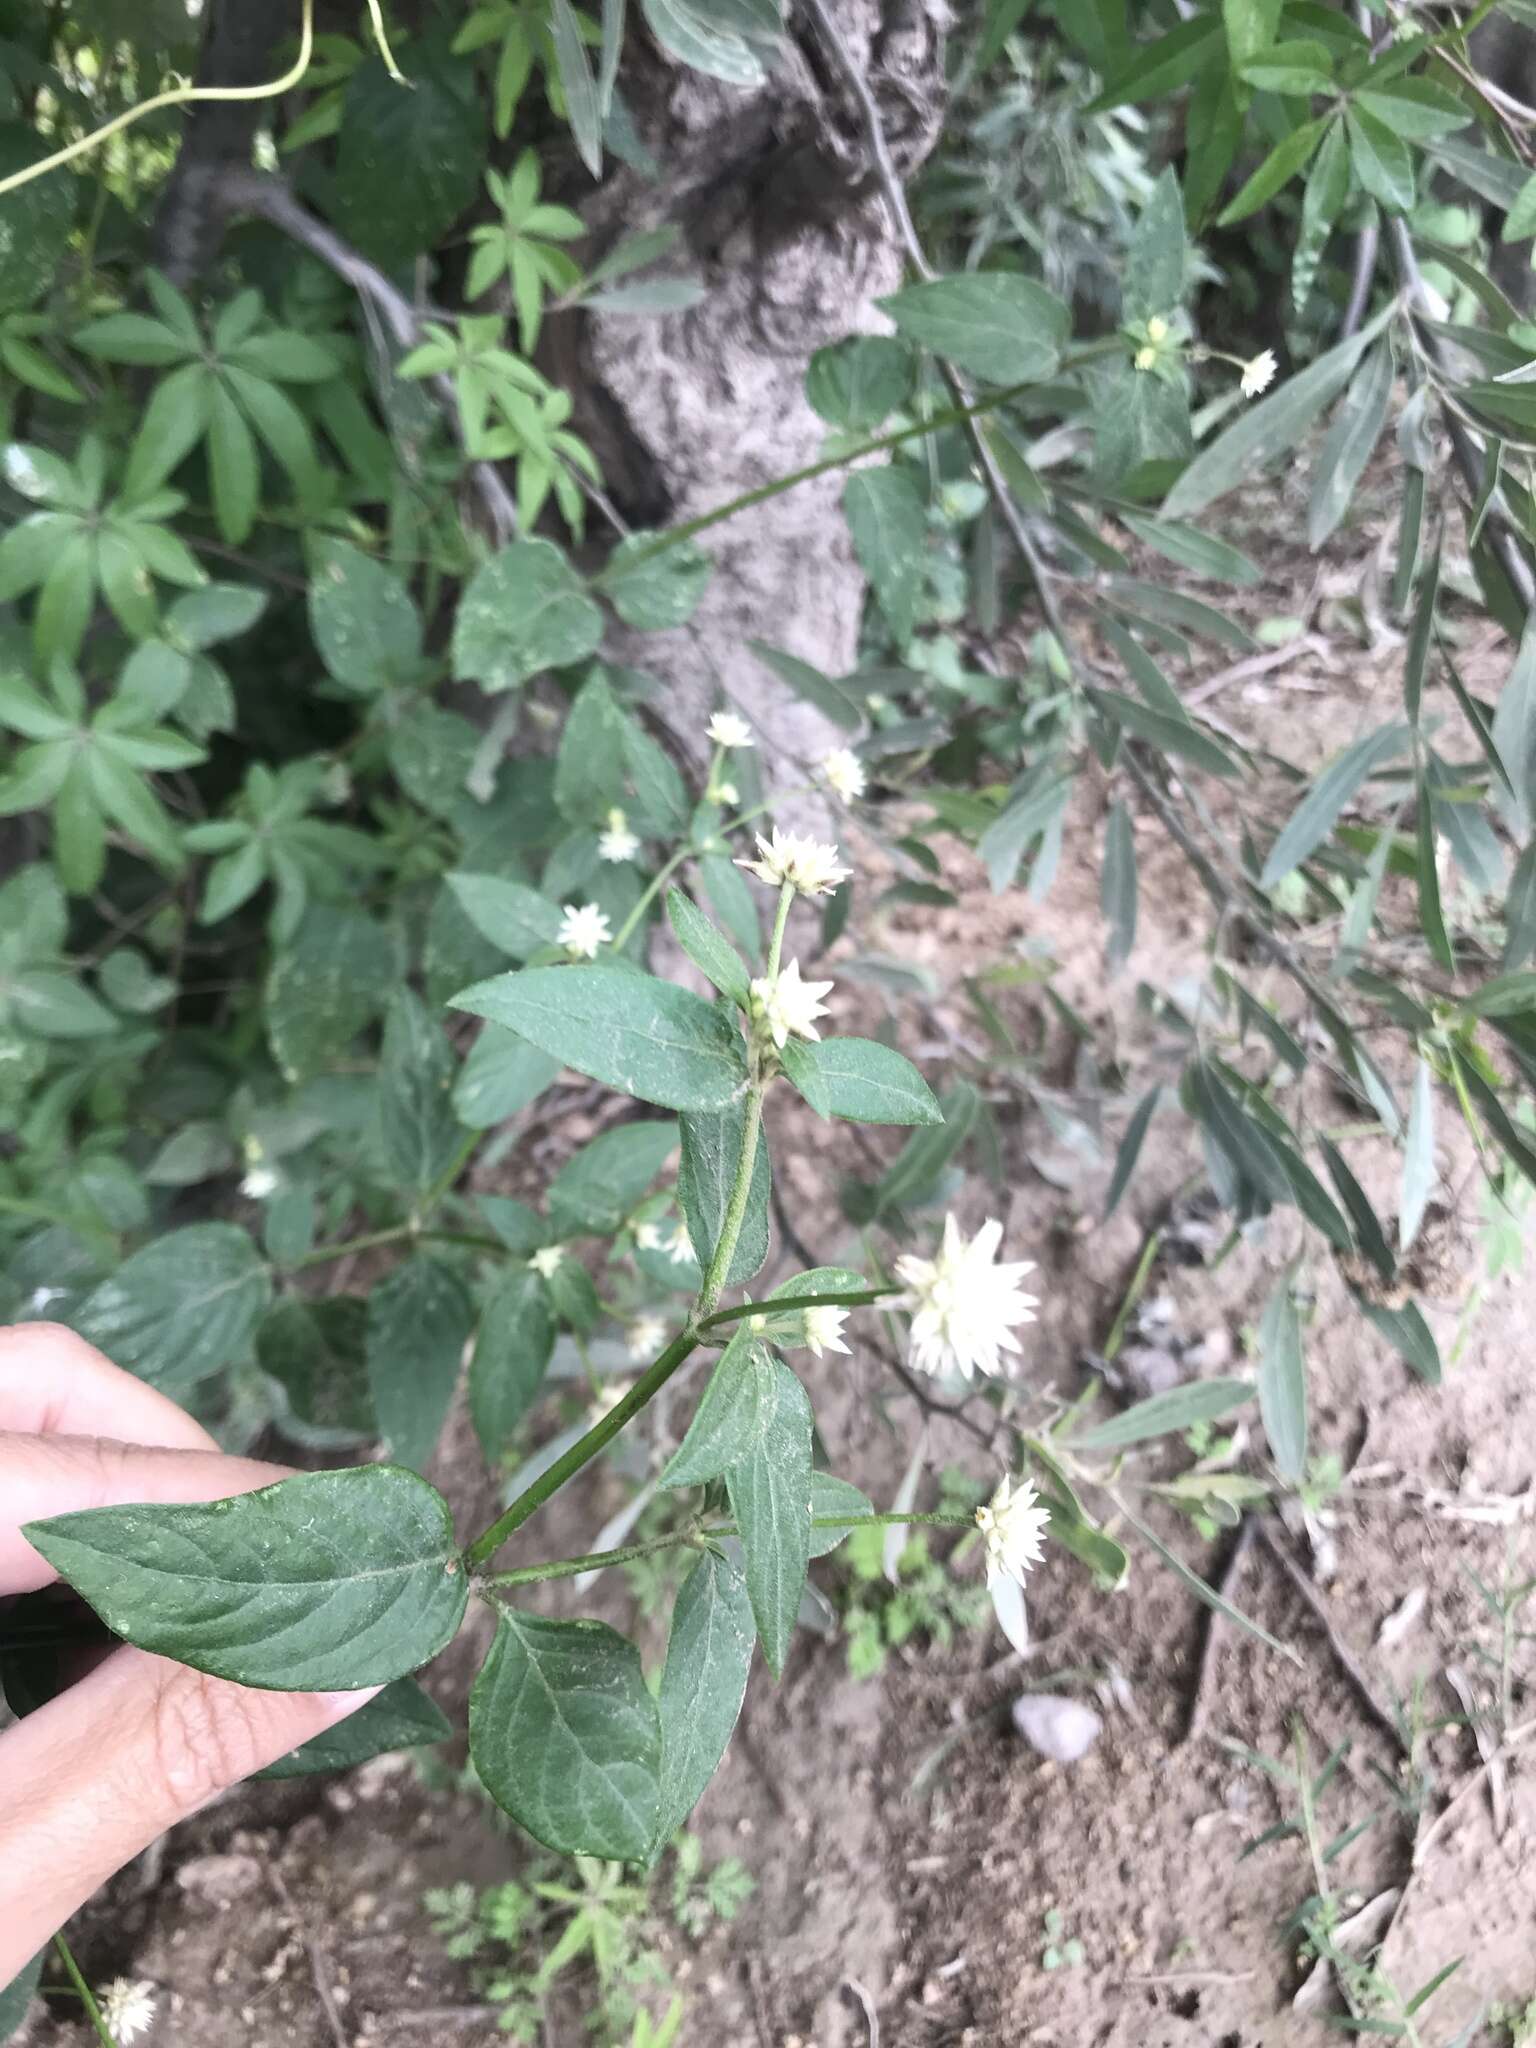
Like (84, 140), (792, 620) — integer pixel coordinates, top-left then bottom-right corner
(13, 453), (1536, 2048)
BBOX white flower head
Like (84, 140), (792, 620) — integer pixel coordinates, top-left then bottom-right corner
(707, 711), (755, 750)
(531, 1244), (565, 1279)
(711, 779), (740, 808)
(627, 1314), (668, 1361)
(668, 1218), (694, 1265)
(801, 1304), (850, 1358)
(634, 1220), (664, 1252)
(893, 1215), (1039, 1382)
(749, 958), (833, 1050)
(820, 747), (866, 802)
(975, 1472), (1050, 1588)
(98, 1980), (157, 2047)
(736, 827), (851, 899)
(598, 808), (640, 864)
(1240, 349), (1277, 398)
(557, 902), (611, 959)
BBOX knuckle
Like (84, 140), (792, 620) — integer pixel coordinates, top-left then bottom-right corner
(148, 1666), (269, 1814)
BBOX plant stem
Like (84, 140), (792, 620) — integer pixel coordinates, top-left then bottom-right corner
(289, 1223), (508, 1273)
(52, 1935), (117, 2048)
(463, 1327), (700, 1569)
(1102, 1229), (1163, 1362)
(695, 1088), (762, 1320)
(481, 1510), (976, 1589)
(694, 1286), (895, 1334)
(595, 385), (1036, 570)
(766, 879), (793, 979)
(610, 847), (688, 952)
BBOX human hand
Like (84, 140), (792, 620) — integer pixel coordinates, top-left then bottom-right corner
(0, 1323), (380, 1987)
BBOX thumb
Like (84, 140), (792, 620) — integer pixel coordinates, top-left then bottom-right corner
(0, 1644), (379, 1985)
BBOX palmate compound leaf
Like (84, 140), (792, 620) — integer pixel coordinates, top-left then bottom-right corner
(470, 1609), (661, 1861)
(451, 964), (748, 1112)
(24, 1466), (468, 1691)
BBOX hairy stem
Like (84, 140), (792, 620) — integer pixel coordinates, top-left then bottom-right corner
(695, 1090), (763, 1320)
(52, 1936), (117, 2048)
(481, 1510), (976, 1589)
(463, 1327), (699, 1569)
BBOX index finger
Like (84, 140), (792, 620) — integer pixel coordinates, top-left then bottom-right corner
(0, 1323), (217, 1452)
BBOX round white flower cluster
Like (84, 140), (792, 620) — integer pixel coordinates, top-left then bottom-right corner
(557, 902), (611, 958)
(894, 1215), (1038, 1382)
(749, 958), (833, 1050)
(975, 1472), (1050, 1588)
(736, 827), (850, 898)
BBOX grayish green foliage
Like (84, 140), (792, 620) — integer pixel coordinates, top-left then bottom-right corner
(72, 1223), (270, 1392)
(367, 1255), (475, 1471)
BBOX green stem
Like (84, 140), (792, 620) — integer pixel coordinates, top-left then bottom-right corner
(695, 1286), (895, 1334)
(593, 383), (1037, 571)
(482, 1510), (976, 1589)
(695, 1087), (762, 1320)
(418, 1130), (480, 1220)
(52, 1936), (117, 2048)
(464, 1327), (700, 1569)
(610, 846), (688, 953)
(292, 1225), (409, 1269)
(1101, 1229), (1163, 1363)
(766, 879), (793, 979)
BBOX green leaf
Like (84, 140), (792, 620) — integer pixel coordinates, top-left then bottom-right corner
(652, 1548), (756, 1847)
(266, 906), (396, 1084)
(622, 720), (690, 836)
(550, 0), (604, 175)
(678, 1097), (771, 1285)
(878, 274), (1068, 384)
(1416, 776), (1454, 973)
(807, 1471), (875, 1557)
(26, 1465), (468, 1689)
(977, 770), (1073, 890)
(447, 872), (564, 959)
(667, 888), (751, 1005)
(9, 968), (119, 1039)
(1354, 1295), (1441, 1384)
(554, 668), (628, 821)
(72, 1223), (270, 1394)
(1504, 843), (1536, 969)
(1258, 1268), (1307, 1485)
(843, 467), (927, 643)
(367, 1257), (475, 1472)
(662, 1330), (771, 1487)
(470, 1265), (557, 1460)
(1320, 1137), (1396, 1280)
(308, 536), (422, 691)
(334, 41), (486, 265)
(470, 1610), (661, 1859)
(451, 965), (748, 1112)
(1259, 723), (1411, 887)
(1116, 512), (1261, 586)
(1307, 341), (1393, 549)
(454, 539), (605, 692)
(256, 1297), (374, 1436)
(1239, 37), (1332, 92)
(1070, 1376), (1254, 1452)
(805, 335), (914, 431)
(1123, 168), (1187, 320)
(1355, 79), (1468, 142)
(747, 640), (863, 732)
(144, 1121), (235, 1188)
(0, 127), (75, 312)
(1088, 18), (1222, 111)
(549, 1119), (680, 1236)
(1162, 300), (1395, 520)
(257, 1677), (452, 1781)
(1101, 799), (1138, 971)
(725, 1353), (812, 1677)
(640, 0), (773, 86)
(0, 1952), (42, 2042)
(779, 1035), (831, 1117)
(453, 1026), (562, 1128)
(379, 991), (463, 1195)
(871, 1081), (979, 1215)
(208, 382), (260, 542)
(1345, 105), (1415, 213)
(1087, 685), (1240, 778)
(1400, 1056), (1436, 1251)
(1216, 115), (1326, 225)
(604, 534), (712, 630)
(791, 1036), (941, 1125)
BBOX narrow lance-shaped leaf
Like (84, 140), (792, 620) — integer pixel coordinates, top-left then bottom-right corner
(1101, 799), (1137, 971)
(1070, 1376), (1255, 1452)
(25, 1467), (469, 1690)
(1260, 723), (1411, 888)
(1400, 1056), (1437, 1252)
(1258, 1266), (1307, 1486)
